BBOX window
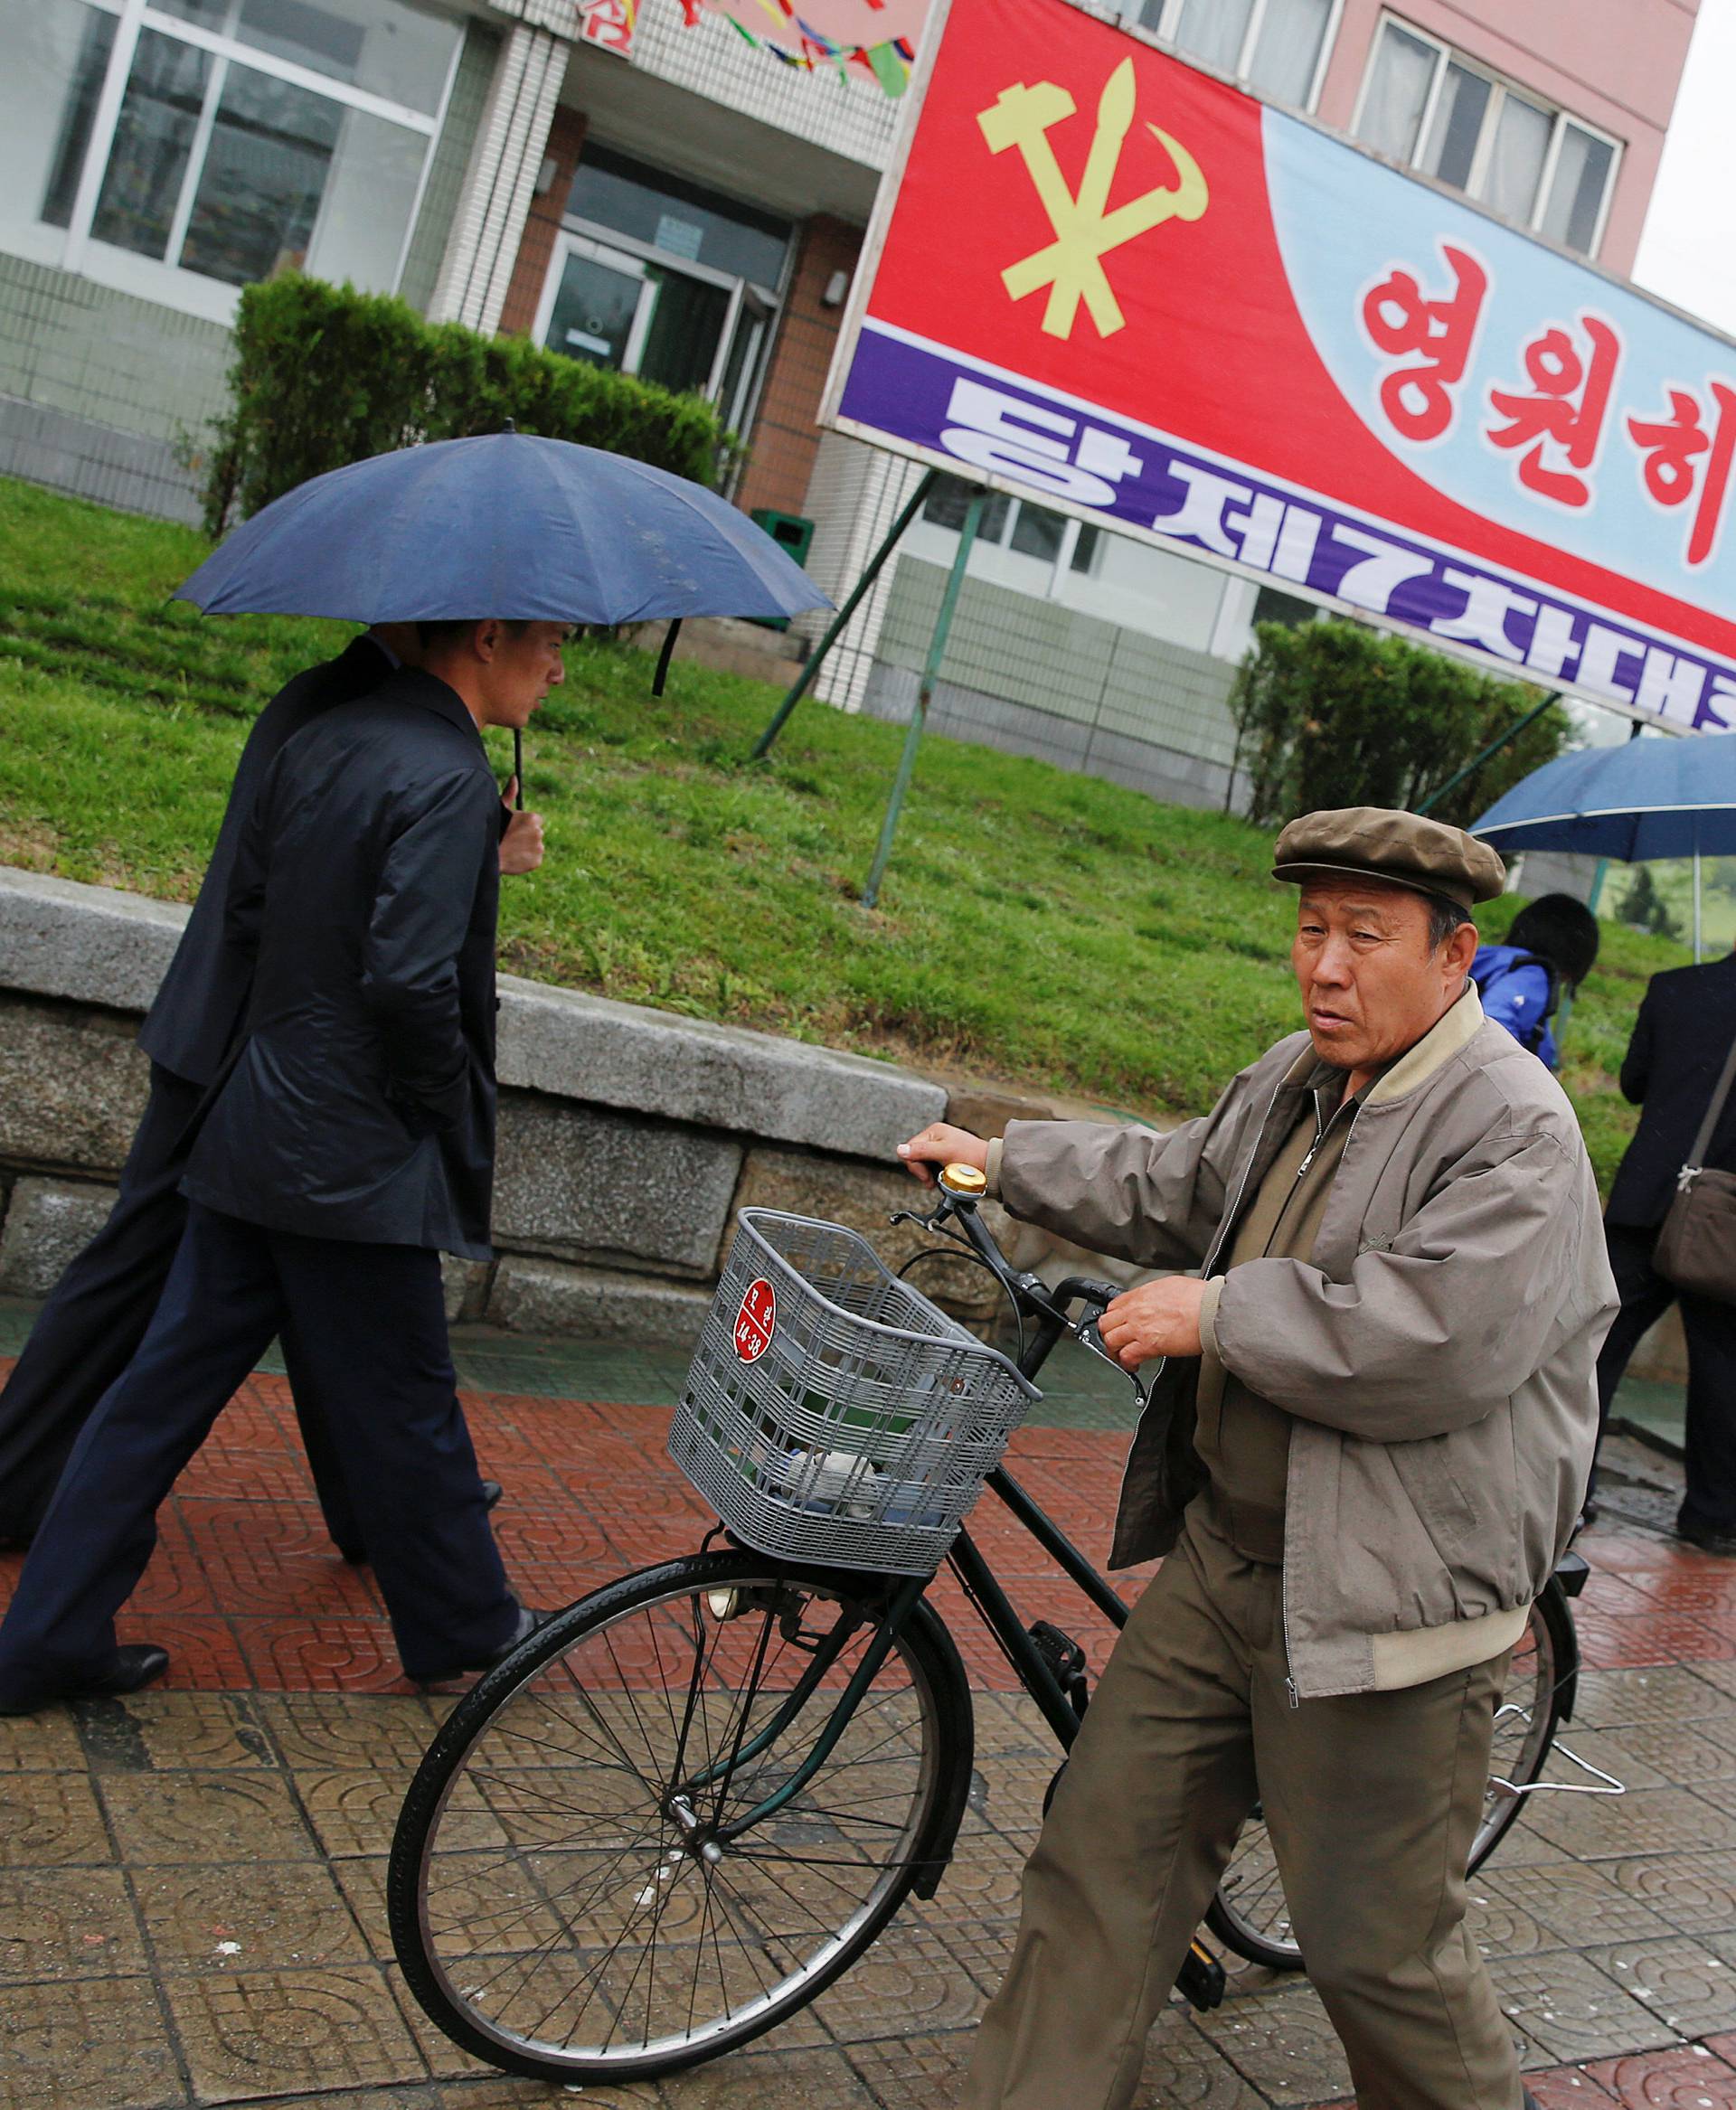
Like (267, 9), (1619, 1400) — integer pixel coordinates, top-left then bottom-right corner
(1354, 17), (1619, 257)
(5, 0), (460, 318)
(1121, 0), (1338, 111)
(538, 147), (792, 432)
(921, 473), (1101, 572)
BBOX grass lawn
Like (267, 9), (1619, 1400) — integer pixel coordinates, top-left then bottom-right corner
(0, 474), (1689, 1192)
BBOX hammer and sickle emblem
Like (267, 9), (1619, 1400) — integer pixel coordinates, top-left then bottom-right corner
(978, 57), (1208, 340)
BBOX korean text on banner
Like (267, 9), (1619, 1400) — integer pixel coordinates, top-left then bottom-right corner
(823, 0), (1736, 730)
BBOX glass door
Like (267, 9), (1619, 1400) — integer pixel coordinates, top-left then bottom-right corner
(541, 231), (652, 370)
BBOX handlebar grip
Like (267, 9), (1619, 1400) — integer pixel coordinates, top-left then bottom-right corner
(1053, 1275), (1125, 1313)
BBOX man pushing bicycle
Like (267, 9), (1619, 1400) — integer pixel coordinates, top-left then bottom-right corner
(900, 807), (1618, 2110)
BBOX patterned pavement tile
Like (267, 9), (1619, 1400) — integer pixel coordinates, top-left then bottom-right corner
(1134, 2013), (1283, 2109)
(1576, 1617), (1734, 1672)
(1466, 1877), (1553, 1957)
(812, 1918), (993, 2040)
(1623, 1574), (1736, 1617)
(0, 1971), (186, 2109)
(236, 1615), (408, 1693)
(1589, 1936), (1736, 2039)
(910, 1821), (1031, 1928)
(256, 1691), (442, 1772)
(99, 1769), (316, 1867)
(80, 1691), (277, 1774)
(175, 1502), (383, 1618)
(659, 2044), (879, 2109)
(1571, 1671), (1733, 1732)
(1518, 1787), (1736, 1862)
(297, 1769), (456, 1860)
(112, 1612), (252, 1691)
(1480, 1860), (1675, 1948)
(1490, 1949), (1680, 2063)
(1522, 2067), (1621, 2108)
(841, 2030), (974, 2110)
(129, 1544), (224, 1618)
(1576, 1723), (1736, 1792)
(0, 1865), (146, 1983)
(0, 1770), (113, 1866)
(0, 1708), (83, 1772)
(136, 1860), (370, 1974)
(1193, 1980), (1354, 2105)
(165, 1963), (429, 2101)
(1605, 1854), (1736, 1937)
(328, 1855), (393, 1957)
(1582, 2043), (1736, 2108)
(1684, 1661), (1736, 1705)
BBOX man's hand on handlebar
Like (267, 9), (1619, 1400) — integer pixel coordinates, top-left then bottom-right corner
(1099, 1277), (1207, 1370)
(897, 1125), (989, 1187)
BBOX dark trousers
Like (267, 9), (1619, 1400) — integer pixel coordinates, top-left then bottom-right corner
(1597, 1219), (1736, 1535)
(0, 1203), (517, 1699)
(0, 1065), (359, 1551)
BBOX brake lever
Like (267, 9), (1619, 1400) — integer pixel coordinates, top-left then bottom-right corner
(1074, 1313), (1150, 1414)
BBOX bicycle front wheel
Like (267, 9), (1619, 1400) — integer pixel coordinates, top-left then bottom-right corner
(1205, 1579), (1572, 1972)
(388, 1549), (972, 2083)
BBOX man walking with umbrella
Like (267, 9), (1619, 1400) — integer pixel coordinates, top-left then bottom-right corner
(0, 625), (542, 1553)
(0, 617), (566, 1710)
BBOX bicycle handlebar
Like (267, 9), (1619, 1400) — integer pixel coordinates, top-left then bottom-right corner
(895, 1163), (1146, 1404)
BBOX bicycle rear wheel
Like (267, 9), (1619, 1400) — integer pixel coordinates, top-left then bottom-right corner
(389, 1549), (972, 2083)
(1206, 1579), (1572, 1972)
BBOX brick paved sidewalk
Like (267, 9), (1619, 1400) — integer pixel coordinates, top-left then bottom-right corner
(3, 1322), (1735, 2110)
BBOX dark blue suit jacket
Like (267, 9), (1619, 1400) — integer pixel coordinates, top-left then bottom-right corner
(138, 635), (392, 1086)
(181, 671), (503, 1260)
(1605, 952), (1736, 1229)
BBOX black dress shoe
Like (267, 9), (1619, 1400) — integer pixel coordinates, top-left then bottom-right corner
(413, 1605), (551, 1687)
(0, 1643), (170, 1717)
(1677, 1515), (1736, 1559)
(338, 1479), (504, 1566)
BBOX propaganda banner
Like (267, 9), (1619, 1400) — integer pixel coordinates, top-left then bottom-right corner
(823, 0), (1736, 730)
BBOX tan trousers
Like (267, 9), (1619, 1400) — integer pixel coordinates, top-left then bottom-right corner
(962, 1508), (1519, 2110)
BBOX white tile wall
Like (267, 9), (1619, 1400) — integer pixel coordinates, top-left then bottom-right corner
(429, 22), (571, 332)
(627, 4), (901, 170)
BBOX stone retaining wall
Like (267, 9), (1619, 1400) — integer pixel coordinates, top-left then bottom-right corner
(0, 865), (1687, 1393)
(0, 865), (1013, 1342)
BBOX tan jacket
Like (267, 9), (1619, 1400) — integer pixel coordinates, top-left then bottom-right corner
(992, 990), (1619, 1700)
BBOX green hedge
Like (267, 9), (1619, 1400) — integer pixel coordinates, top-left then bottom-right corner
(199, 276), (735, 534)
(1227, 617), (1571, 831)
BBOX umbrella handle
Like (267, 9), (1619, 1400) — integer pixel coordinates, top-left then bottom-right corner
(513, 728), (524, 811)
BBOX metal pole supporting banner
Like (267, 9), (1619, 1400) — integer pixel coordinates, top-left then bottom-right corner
(1415, 693), (1560, 817)
(862, 487), (985, 909)
(1694, 843), (1703, 962)
(750, 468), (939, 761)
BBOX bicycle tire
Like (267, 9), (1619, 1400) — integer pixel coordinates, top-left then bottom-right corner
(1205, 1578), (1574, 1972)
(389, 1548), (973, 2083)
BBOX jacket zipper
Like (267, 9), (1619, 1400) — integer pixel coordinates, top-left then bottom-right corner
(1109, 1076), (1291, 1532)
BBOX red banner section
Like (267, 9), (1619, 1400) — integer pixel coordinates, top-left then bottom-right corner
(828, 0), (1736, 727)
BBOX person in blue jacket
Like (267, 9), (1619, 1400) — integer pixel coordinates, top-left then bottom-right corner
(1470, 892), (1600, 1070)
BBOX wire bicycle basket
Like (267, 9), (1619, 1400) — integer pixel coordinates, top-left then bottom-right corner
(670, 1209), (1042, 1577)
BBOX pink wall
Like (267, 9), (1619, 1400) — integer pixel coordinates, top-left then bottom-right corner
(1316, 0), (1701, 275)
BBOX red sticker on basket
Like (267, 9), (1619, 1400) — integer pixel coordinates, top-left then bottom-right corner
(733, 1276), (776, 1363)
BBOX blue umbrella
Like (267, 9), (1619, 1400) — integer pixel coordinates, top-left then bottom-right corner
(1470, 732), (1736, 862)
(175, 432), (829, 629)
(175, 433), (830, 767)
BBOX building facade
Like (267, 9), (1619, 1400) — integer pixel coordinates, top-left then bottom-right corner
(0, 0), (1701, 804)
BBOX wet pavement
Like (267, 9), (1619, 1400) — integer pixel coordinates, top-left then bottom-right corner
(2, 1311), (1733, 2110)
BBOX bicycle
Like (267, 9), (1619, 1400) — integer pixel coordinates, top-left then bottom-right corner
(389, 1167), (1616, 2083)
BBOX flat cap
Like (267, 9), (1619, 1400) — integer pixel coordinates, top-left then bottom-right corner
(1272, 806), (1505, 912)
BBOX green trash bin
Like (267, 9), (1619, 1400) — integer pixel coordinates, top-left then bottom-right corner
(749, 509), (815, 630)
